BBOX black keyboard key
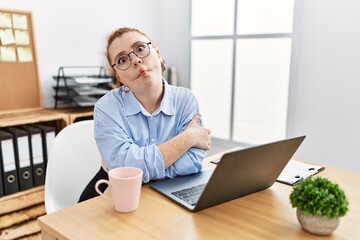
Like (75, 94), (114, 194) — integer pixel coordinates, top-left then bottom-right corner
(171, 184), (206, 206)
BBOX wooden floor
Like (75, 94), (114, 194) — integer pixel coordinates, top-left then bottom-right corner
(0, 137), (243, 240)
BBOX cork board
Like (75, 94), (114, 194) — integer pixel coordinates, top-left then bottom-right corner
(0, 9), (42, 114)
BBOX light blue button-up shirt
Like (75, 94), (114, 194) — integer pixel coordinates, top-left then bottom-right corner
(94, 80), (207, 183)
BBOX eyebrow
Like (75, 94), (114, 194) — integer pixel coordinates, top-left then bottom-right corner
(114, 41), (143, 61)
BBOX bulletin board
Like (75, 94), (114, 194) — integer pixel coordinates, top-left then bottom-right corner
(0, 9), (42, 114)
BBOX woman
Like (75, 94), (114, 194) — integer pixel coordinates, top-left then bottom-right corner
(79, 27), (211, 202)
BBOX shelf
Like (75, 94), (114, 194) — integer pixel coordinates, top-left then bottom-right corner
(0, 109), (68, 129)
(0, 186), (45, 239)
(0, 108), (94, 238)
(0, 185), (44, 215)
(53, 66), (114, 109)
(49, 107), (94, 124)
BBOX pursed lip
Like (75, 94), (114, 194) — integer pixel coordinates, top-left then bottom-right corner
(137, 69), (147, 78)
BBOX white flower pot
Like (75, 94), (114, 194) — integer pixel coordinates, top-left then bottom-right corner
(296, 209), (340, 235)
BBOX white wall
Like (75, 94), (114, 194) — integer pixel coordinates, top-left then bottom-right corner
(287, 0), (360, 171)
(2, 0), (359, 171)
(160, 0), (360, 171)
(161, 0), (360, 172)
(159, 0), (191, 88)
(1, 0), (162, 108)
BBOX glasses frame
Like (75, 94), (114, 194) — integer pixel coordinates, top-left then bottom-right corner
(111, 42), (152, 71)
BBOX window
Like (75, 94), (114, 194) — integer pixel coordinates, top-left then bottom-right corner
(191, 0), (295, 144)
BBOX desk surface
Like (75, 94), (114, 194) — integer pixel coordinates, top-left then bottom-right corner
(38, 152), (360, 240)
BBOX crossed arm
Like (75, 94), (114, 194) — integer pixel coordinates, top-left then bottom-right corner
(159, 114), (211, 169)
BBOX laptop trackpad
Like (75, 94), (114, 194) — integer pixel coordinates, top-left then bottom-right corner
(150, 170), (214, 208)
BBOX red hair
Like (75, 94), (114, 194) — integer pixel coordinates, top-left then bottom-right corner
(105, 27), (166, 88)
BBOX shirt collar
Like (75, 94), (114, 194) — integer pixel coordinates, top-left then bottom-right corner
(159, 80), (175, 116)
(122, 79), (175, 117)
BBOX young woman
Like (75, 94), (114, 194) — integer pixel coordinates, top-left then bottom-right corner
(79, 27), (211, 202)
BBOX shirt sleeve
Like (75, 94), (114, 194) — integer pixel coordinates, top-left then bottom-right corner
(94, 106), (166, 183)
(164, 89), (207, 178)
(94, 87), (208, 183)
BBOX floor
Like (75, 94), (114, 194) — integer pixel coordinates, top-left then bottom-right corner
(207, 137), (246, 157)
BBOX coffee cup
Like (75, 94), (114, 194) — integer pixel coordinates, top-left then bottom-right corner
(95, 167), (143, 212)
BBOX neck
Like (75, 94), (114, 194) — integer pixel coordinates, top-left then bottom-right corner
(135, 81), (164, 114)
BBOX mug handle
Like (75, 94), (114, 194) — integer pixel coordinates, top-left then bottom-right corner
(95, 179), (111, 202)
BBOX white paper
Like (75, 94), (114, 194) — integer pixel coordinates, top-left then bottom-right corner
(0, 46), (17, 62)
(18, 136), (31, 167)
(2, 139), (16, 172)
(73, 77), (113, 84)
(0, 29), (15, 45)
(46, 131), (55, 157)
(12, 14), (27, 30)
(14, 30), (30, 45)
(31, 133), (44, 164)
(277, 160), (324, 185)
(0, 12), (12, 28)
(17, 47), (33, 62)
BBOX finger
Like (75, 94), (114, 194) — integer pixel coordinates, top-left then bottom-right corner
(192, 114), (201, 122)
(189, 114), (201, 126)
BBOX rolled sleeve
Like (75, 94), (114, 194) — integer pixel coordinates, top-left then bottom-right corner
(94, 83), (208, 183)
(95, 121), (166, 183)
(165, 147), (205, 178)
(164, 88), (207, 178)
(94, 100), (166, 183)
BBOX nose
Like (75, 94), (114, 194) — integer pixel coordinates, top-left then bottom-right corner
(129, 52), (142, 67)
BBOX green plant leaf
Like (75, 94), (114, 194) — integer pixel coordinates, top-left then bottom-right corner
(289, 176), (349, 219)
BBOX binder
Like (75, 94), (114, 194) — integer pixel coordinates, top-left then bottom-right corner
(276, 160), (325, 186)
(20, 125), (45, 186)
(0, 129), (19, 195)
(5, 127), (34, 191)
(0, 139), (3, 197)
(31, 124), (56, 167)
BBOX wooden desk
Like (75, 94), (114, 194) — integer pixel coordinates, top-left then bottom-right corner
(38, 152), (360, 240)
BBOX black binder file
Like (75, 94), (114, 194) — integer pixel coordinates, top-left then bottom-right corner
(5, 127), (34, 191)
(0, 129), (19, 195)
(0, 142), (3, 196)
(20, 125), (45, 186)
(31, 124), (56, 167)
(0, 130), (8, 197)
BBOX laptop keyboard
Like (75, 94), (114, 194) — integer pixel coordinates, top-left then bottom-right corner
(171, 183), (206, 206)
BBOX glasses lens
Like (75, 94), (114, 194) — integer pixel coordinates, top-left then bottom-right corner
(114, 42), (151, 70)
(115, 55), (130, 70)
(134, 42), (150, 58)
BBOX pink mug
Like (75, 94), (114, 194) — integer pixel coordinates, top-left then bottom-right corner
(95, 167), (143, 212)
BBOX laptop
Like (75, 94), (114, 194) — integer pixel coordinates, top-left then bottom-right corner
(150, 136), (305, 212)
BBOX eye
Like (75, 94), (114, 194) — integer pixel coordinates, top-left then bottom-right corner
(135, 43), (147, 53)
(116, 56), (128, 65)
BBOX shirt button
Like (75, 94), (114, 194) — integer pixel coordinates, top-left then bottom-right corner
(150, 116), (154, 120)
(151, 138), (155, 143)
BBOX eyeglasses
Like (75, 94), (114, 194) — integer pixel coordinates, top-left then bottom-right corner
(111, 42), (151, 71)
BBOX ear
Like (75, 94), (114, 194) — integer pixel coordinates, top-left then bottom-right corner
(115, 75), (124, 88)
(155, 48), (162, 60)
(116, 74), (121, 82)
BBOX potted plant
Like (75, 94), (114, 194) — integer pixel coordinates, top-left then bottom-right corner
(289, 176), (349, 235)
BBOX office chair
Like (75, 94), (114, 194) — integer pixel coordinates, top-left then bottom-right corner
(44, 120), (101, 214)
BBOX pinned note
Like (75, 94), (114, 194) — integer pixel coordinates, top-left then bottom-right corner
(0, 12), (12, 28)
(0, 29), (15, 45)
(17, 47), (33, 62)
(12, 14), (27, 30)
(14, 30), (30, 45)
(0, 46), (17, 62)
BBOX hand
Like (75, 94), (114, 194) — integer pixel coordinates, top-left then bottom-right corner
(186, 114), (212, 150)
